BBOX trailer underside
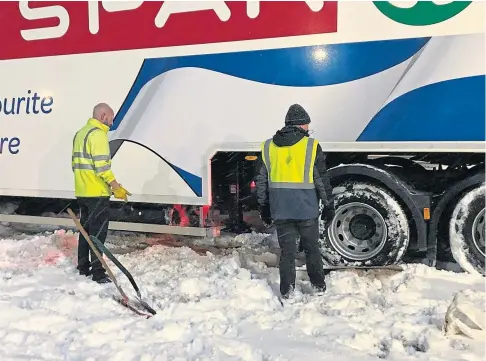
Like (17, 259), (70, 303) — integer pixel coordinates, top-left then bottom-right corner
(1, 150), (484, 275)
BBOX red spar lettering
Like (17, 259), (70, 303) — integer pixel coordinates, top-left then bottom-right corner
(20, 1), (326, 40)
(2, 1), (337, 60)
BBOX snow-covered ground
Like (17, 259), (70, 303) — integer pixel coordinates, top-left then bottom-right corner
(0, 227), (484, 361)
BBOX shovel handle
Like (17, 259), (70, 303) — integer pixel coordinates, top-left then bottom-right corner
(67, 208), (128, 301)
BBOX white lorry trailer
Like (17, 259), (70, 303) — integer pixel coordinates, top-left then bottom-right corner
(0, 1), (484, 275)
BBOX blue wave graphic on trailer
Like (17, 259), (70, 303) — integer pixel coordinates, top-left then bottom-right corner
(110, 37), (430, 196)
(109, 36), (484, 197)
(358, 75), (486, 141)
(111, 37), (429, 132)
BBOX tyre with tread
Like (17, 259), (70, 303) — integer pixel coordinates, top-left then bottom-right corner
(449, 185), (485, 276)
(319, 182), (410, 266)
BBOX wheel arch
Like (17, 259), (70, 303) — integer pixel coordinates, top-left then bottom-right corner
(427, 171), (486, 266)
(327, 164), (431, 252)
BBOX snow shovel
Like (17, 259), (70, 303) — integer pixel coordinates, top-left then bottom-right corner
(67, 208), (156, 318)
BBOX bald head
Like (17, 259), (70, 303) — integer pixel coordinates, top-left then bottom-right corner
(93, 103), (115, 127)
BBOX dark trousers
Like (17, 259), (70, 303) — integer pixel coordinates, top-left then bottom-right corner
(275, 218), (326, 296)
(76, 197), (110, 277)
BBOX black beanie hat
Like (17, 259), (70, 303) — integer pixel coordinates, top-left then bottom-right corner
(285, 104), (310, 126)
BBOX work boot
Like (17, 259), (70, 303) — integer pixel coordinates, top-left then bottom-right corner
(313, 283), (326, 296)
(281, 285), (295, 300)
(95, 276), (112, 284)
(92, 271), (111, 284)
(77, 265), (91, 277)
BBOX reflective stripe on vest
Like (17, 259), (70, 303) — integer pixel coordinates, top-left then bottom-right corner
(262, 137), (318, 189)
(72, 128), (111, 173)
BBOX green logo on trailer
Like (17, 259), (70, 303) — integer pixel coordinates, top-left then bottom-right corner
(373, 1), (472, 26)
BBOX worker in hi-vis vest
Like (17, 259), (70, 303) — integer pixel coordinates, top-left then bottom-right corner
(71, 103), (131, 284)
(255, 104), (335, 299)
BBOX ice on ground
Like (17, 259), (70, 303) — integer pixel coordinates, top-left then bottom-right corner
(0, 230), (485, 361)
(444, 288), (485, 340)
(195, 230), (279, 250)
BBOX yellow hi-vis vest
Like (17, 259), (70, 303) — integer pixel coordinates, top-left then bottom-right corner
(72, 118), (116, 197)
(261, 136), (318, 190)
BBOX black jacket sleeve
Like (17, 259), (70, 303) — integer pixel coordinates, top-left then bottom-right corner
(255, 155), (269, 208)
(313, 144), (334, 209)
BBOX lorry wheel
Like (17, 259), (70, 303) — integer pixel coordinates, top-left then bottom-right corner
(449, 185), (485, 276)
(319, 182), (410, 266)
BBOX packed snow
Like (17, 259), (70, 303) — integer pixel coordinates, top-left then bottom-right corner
(0, 228), (485, 361)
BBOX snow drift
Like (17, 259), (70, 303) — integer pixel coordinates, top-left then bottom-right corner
(0, 230), (484, 361)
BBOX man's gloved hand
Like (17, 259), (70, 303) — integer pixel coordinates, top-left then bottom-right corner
(112, 184), (132, 201)
(321, 205), (336, 222)
(259, 205), (272, 226)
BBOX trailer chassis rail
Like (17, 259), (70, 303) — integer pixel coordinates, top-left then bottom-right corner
(0, 214), (220, 238)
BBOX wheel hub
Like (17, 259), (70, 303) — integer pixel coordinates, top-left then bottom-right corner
(472, 208), (485, 258)
(328, 202), (387, 261)
(349, 214), (377, 240)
